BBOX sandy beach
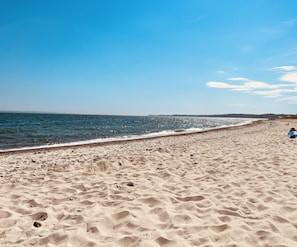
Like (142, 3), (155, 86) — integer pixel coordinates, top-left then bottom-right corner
(1, 118), (297, 247)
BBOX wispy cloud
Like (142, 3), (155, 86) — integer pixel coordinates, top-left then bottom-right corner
(253, 88), (297, 98)
(207, 80), (291, 92)
(207, 81), (242, 90)
(227, 77), (248, 81)
(206, 66), (297, 103)
(272, 66), (296, 71)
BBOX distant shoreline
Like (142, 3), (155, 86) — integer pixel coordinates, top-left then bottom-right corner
(0, 111), (293, 119)
(155, 113), (288, 119)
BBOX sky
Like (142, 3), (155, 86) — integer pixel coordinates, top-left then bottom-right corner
(1, 0), (297, 115)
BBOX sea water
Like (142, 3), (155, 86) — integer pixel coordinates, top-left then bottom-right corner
(0, 113), (255, 151)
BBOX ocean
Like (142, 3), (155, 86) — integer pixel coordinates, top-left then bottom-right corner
(0, 113), (255, 151)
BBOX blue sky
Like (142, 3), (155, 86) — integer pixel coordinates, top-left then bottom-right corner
(1, 0), (297, 115)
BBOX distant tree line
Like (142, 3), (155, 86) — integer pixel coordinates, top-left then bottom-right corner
(159, 113), (297, 119)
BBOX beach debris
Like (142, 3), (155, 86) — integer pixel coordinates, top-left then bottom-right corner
(127, 182), (134, 187)
(174, 129), (185, 133)
(33, 221), (42, 228)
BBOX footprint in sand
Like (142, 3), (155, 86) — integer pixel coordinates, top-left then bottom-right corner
(0, 210), (12, 219)
(273, 215), (289, 224)
(87, 226), (100, 234)
(140, 197), (162, 207)
(210, 224), (229, 233)
(155, 236), (176, 246)
(31, 212), (48, 228)
(196, 199), (213, 208)
(31, 212), (48, 221)
(25, 199), (43, 208)
(90, 161), (108, 172)
(150, 207), (170, 223)
(173, 214), (192, 224)
(117, 236), (141, 247)
(218, 216), (231, 223)
(0, 219), (17, 228)
(256, 230), (271, 241)
(176, 195), (205, 202)
(112, 210), (130, 221)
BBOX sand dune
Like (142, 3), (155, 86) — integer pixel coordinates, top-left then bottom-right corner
(1, 119), (297, 246)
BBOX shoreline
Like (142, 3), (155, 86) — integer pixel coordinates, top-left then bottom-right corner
(1, 118), (297, 246)
(0, 119), (262, 155)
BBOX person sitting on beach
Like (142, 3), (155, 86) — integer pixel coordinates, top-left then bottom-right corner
(288, 127), (297, 138)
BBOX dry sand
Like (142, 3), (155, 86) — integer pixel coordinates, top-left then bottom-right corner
(1, 119), (297, 247)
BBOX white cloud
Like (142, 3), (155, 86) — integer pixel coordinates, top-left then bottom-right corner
(227, 77), (248, 81)
(253, 88), (297, 98)
(244, 81), (273, 89)
(253, 91), (279, 98)
(207, 79), (291, 92)
(207, 68), (297, 104)
(245, 81), (292, 89)
(207, 81), (239, 89)
(273, 66), (296, 71)
(207, 81), (252, 91)
(279, 72), (297, 83)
